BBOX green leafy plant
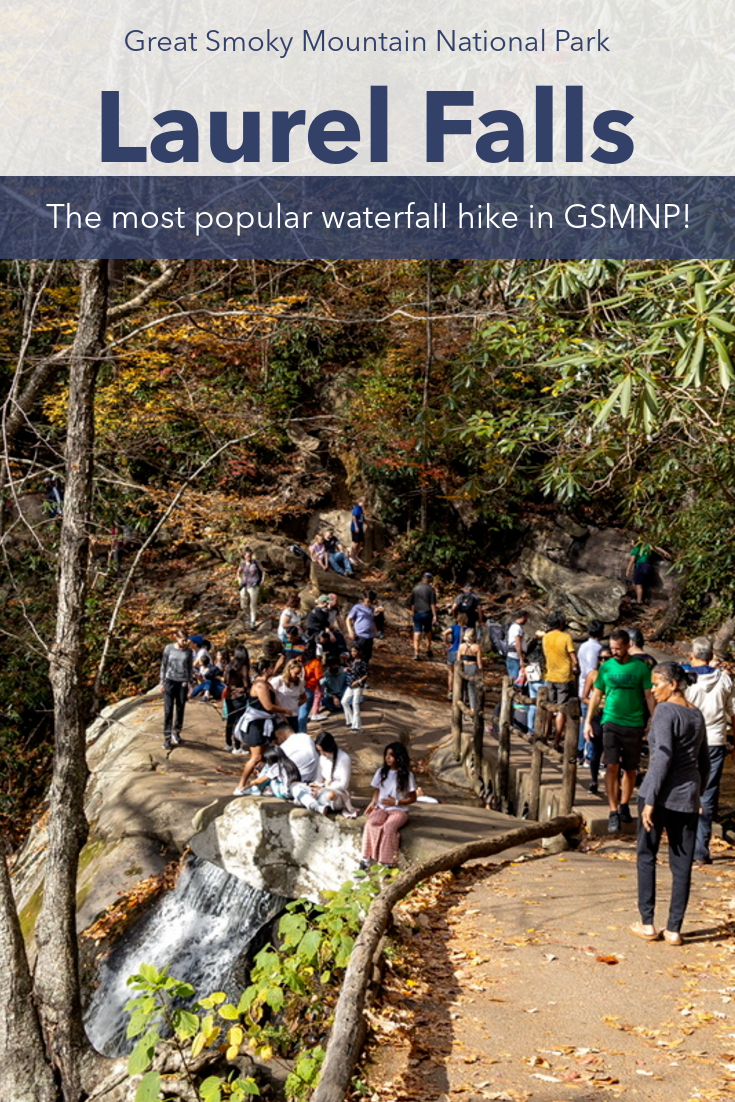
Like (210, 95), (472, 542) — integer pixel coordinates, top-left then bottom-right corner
(124, 964), (259, 1102)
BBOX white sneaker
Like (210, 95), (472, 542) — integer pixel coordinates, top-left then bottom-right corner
(232, 787), (248, 796)
(231, 746), (247, 756)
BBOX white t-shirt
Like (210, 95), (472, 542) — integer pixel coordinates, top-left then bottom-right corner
(319, 749), (352, 792)
(278, 607), (302, 635)
(281, 733), (320, 783)
(370, 767), (417, 811)
(577, 638), (603, 695)
(507, 622), (526, 655)
(269, 674), (304, 715)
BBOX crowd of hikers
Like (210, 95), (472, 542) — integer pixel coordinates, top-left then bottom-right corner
(159, 531), (733, 931)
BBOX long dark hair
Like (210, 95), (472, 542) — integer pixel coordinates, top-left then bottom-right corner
(379, 741), (411, 794)
(315, 730), (339, 757)
(226, 645), (250, 689)
(262, 744), (301, 786)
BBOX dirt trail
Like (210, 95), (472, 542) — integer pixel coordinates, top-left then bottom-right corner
(365, 838), (735, 1102)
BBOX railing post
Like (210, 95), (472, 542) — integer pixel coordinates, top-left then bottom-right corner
(471, 669), (485, 794)
(528, 686), (548, 821)
(451, 658), (463, 761)
(560, 698), (581, 815)
(497, 675), (512, 811)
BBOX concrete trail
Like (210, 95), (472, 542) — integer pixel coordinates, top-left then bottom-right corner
(366, 838), (735, 1102)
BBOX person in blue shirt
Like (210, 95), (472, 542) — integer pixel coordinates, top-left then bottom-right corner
(443, 612), (468, 700)
(350, 498), (367, 562)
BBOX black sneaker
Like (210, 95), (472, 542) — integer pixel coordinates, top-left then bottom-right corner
(608, 811), (621, 834)
(163, 739), (171, 750)
(619, 803), (633, 823)
(588, 782), (598, 795)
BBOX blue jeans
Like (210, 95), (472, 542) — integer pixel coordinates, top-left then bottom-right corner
(527, 681), (541, 735)
(298, 687), (314, 732)
(695, 743), (726, 862)
(578, 701), (593, 760)
(329, 551), (353, 576)
(506, 655), (521, 681)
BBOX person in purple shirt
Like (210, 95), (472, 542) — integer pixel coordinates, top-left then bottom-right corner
(346, 589), (383, 662)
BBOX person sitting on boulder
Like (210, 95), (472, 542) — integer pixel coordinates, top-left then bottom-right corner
(292, 730), (357, 817)
(310, 533), (329, 570)
(191, 648), (227, 701)
(360, 742), (417, 868)
(243, 744), (302, 800)
(274, 720), (320, 783)
(323, 528), (354, 576)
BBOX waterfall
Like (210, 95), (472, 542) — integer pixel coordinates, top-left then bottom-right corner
(85, 857), (286, 1057)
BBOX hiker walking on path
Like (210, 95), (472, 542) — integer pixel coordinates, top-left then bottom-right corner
(238, 547), (264, 629)
(541, 612), (579, 751)
(631, 662), (709, 945)
(444, 612), (468, 700)
(581, 645), (612, 795)
(410, 572), (438, 660)
(457, 629), (483, 712)
(584, 627), (655, 834)
(684, 636), (735, 866)
(342, 644), (369, 731)
(224, 646), (250, 750)
(160, 628), (193, 749)
(577, 620), (604, 764)
(451, 583), (484, 633)
(350, 498), (368, 563)
(505, 610), (528, 682)
(346, 589), (382, 662)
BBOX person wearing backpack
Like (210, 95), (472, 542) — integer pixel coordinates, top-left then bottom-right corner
(159, 628), (194, 749)
(451, 583), (484, 631)
(237, 547), (264, 630)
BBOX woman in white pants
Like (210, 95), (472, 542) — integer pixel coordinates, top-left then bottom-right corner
(341, 645), (369, 731)
(292, 731), (357, 816)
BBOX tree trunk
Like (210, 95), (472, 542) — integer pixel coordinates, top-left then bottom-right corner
(33, 260), (109, 1100)
(0, 847), (57, 1102)
(649, 566), (684, 641)
(310, 813), (582, 1102)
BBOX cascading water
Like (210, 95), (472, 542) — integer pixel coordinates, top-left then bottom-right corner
(85, 856), (286, 1057)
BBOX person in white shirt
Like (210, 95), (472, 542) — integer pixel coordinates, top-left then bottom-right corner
(685, 636), (735, 865)
(278, 593), (302, 643)
(274, 723), (320, 784)
(577, 620), (605, 764)
(360, 742), (417, 867)
(291, 730), (357, 817)
(269, 659), (306, 731)
(506, 612), (528, 681)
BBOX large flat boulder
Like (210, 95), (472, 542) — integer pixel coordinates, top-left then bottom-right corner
(517, 549), (626, 625)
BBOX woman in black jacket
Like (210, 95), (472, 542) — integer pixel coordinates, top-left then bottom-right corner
(631, 662), (710, 946)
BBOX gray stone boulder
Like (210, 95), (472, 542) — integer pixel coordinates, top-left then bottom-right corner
(516, 549), (626, 626)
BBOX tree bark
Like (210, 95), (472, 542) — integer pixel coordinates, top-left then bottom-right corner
(713, 616), (735, 659)
(310, 813), (582, 1102)
(0, 846), (57, 1102)
(33, 260), (109, 1100)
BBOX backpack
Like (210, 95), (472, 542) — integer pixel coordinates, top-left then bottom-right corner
(456, 593), (477, 616)
(485, 621), (509, 657)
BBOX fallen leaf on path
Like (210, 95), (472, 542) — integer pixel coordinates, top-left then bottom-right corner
(596, 955), (619, 965)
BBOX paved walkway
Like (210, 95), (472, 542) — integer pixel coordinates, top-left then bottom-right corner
(364, 836), (735, 1102)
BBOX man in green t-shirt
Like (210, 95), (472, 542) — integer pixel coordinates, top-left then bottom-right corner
(584, 628), (655, 834)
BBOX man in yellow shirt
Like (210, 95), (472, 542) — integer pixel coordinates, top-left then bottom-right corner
(542, 611), (579, 750)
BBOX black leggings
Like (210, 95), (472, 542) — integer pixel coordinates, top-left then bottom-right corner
(225, 697), (247, 746)
(636, 800), (698, 933)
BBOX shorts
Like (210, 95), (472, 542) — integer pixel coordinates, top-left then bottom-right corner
(413, 612), (433, 633)
(545, 680), (577, 705)
(243, 718), (272, 747)
(602, 722), (645, 771)
(447, 650), (458, 665)
(633, 562), (653, 586)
